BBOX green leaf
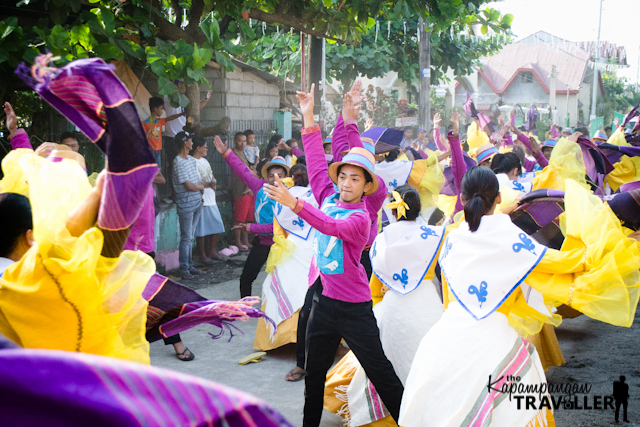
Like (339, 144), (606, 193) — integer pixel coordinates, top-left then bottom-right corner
(50, 25), (70, 50)
(201, 19), (221, 47)
(100, 6), (115, 35)
(0, 47), (9, 63)
(481, 25), (488, 35)
(69, 0), (81, 13)
(117, 39), (144, 60)
(501, 14), (513, 27)
(239, 20), (255, 39)
(215, 51), (235, 71)
(186, 67), (205, 82)
(94, 42), (120, 60)
(0, 17), (18, 39)
(50, 6), (69, 25)
(158, 76), (177, 96)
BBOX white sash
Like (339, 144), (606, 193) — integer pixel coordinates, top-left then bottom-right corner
(274, 186), (318, 240)
(496, 173), (533, 195)
(374, 160), (413, 194)
(370, 220), (444, 295)
(439, 214), (546, 320)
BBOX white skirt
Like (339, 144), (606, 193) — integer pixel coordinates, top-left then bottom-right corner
(399, 302), (551, 427)
(345, 281), (444, 426)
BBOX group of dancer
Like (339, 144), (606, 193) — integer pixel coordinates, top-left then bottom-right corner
(0, 53), (639, 426)
(246, 79), (640, 427)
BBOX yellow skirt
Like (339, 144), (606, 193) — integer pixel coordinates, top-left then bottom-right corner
(526, 324), (565, 371)
(253, 308), (300, 351)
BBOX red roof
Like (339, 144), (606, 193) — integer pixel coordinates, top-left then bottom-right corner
(479, 43), (591, 95)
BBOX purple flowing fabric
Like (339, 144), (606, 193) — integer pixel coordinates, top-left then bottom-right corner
(16, 57), (157, 243)
(143, 273), (275, 342)
(0, 348), (293, 427)
(360, 126), (405, 154)
(607, 188), (640, 231)
(463, 91), (490, 130)
(527, 105), (538, 135)
(510, 189), (566, 250)
(597, 143), (640, 165)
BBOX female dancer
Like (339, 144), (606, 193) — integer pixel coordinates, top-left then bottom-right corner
(399, 166), (640, 427)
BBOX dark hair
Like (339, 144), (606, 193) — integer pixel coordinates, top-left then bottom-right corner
(265, 140), (279, 159)
(149, 96), (164, 112)
(461, 166), (499, 232)
(269, 134), (284, 145)
(173, 131), (190, 150)
(244, 129), (254, 136)
(192, 136), (206, 150)
(491, 152), (521, 176)
(384, 149), (399, 162)
(290, 164), (309, 187)
(60, 131), (78, 143)
(0, 193), (33, 258)
(234, 132), (246, 143)
(295, 155), (306, 166)
(604, 125), (612, 132)
(285, 138), (298, 148)
(391, 185), (421, 221)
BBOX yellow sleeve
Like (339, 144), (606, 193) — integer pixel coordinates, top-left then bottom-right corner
(265, 220), (295, 274)
(605, 155), (640, 192)
(531, 138), (590, 192)
(370, 274), (385, 307)
(408, 156), (445, 213)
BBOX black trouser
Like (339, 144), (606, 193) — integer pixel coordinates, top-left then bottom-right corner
(239, 236), (271, 298)
(296, 279), (320, 369)
(615, 399), (628, 422)
(303, 279), (404, 427)
(146, 251), (182, 347)
(360, 247), (372, 281)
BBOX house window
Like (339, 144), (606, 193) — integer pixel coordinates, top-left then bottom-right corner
(477, 74), (482, 87)
(521, 72), (534, 83)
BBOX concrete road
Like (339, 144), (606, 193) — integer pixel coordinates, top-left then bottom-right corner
(153, 260), (640, 427)
(150, 269), (343, 427)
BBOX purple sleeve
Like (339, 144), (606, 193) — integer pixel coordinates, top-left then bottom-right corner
(533, 149), (549, 168)
(9, 129), (33, 150)
(296, 201), (369, 245)
(517, 133), (533, 153)
(504, 133), (515, 146)
(434, 128), (446, 152)
(524, 157), (536, 173)
(301, 126), (335, 205)
(332, 115), (349, 163)
(292, 147), (305, 158)
(551, 127), (559, 138)
(419, 149), (430, 159)
(224, 149), (264, 194)
(345, 120), (364, 150)
(249, 223), (273, 234)
(448, 132), (466, 215)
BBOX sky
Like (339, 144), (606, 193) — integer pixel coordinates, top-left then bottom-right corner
(491, 0), (640, 84)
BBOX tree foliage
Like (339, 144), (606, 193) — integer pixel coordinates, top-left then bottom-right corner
(597, 74), (640, 125)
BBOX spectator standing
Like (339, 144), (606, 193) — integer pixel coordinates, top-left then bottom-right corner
(143, 96), (184, 170)
(191, 136), (226, 263)
(230, 132), (254, 251)
(244, 129), (260, 171)
(172, 131), (205, 280)
(613, 375), (629, 423)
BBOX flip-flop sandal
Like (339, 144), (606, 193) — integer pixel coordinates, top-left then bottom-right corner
(285, 369), (307, 382)
(176, 347), (195, 361)
(238, 351), (266, 365)
(239, 245), (250, 252)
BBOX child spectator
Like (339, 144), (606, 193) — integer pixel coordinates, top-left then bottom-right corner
(143, 96), (184, 170)
(244, 129), (260, 170)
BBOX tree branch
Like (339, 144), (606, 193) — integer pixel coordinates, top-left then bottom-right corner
(219, 14), (233, 37)
(187, 0), (205, 34)
(247, 8), (354, 44)
(170, 0), (182, 28)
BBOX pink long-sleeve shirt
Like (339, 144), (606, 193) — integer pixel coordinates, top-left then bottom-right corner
(331, 115), (388, 245)
(9, 129), (32, 150)
(295, 125), (372, 303)
(223, 149), (274, 246)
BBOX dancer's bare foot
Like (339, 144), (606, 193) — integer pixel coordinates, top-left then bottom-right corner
(285, 366), (306, 382)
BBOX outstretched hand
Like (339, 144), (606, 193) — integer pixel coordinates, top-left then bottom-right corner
(567, 131), (582, 142)
(434, 113), (441, 127)
(365, 118), (374, 131)
(450, 108), (460, 134)
(342, 93), (360, 122)
(297, 84), (315, 127)
(262, 174), (298, 210)
(347, 80), (365, 105)
(213, 135), (228, 155)
(4, 102), (17, 133)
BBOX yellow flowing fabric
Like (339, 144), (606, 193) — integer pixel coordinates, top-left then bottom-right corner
(407, 153), (445, 214)
(606, 155), (640, 192)
(265, 178), (296, 274)
(531, 138), (589, 192)
(466, 122), (490, 155)
(0, 150), (154, 364)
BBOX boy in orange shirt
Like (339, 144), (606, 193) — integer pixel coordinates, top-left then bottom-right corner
(143, 96), (185, 170)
